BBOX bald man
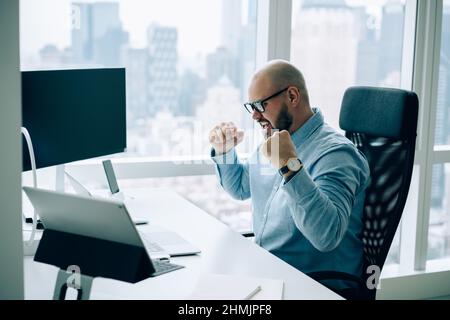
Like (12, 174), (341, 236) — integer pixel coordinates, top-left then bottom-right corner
(209, 60), (370, 292)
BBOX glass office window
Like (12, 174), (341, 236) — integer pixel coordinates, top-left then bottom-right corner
(20, 0), (257, 158)
(290, 0), (406, 130)
(434, 0), (450, 147)
(120, 176), (253, 232)
(20, 0), (257, 232)
(428, 1), (450, 261)
(81, 175), (252, 233)
(290, 0), (407, 264)
(428, 163), (450, 260)
(384, 230), (400, 265)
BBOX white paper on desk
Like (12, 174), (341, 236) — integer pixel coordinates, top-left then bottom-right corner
(188, 274), (284, 300)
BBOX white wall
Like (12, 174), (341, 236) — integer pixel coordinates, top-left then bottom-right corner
(0, 0), (24, 299)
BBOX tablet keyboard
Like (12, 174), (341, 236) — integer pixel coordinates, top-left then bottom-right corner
(151, 259), (184, 276)
(144, 239), (165, 253)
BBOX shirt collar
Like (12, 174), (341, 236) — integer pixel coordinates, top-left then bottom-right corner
(290, 107), (324, 147)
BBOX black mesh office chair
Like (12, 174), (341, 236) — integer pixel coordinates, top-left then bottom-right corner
(307, 86), (419, 300)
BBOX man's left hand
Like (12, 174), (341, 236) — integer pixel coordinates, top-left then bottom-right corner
(261, 130), (297, 169)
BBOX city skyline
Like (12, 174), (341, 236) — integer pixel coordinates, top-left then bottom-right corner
(21, 0), (401, 62)
(21, 0), (227, 61)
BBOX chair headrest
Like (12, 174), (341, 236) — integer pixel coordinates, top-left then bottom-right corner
(339, 86), (419, 139)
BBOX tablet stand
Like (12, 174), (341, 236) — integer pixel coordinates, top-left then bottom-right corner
(53, 268), (93, 300)
(35, 229), (154, 300)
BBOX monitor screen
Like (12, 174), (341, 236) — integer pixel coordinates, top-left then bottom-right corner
(21, 68), (127, 171)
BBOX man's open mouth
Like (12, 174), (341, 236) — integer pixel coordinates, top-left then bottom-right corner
(259, 120), (273, 130)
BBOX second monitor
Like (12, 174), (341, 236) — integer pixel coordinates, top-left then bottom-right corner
(21, 68), (127, 171)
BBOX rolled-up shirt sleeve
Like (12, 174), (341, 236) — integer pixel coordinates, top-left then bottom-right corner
(281, 145), (369, 252)
(211, 148), (251, 201)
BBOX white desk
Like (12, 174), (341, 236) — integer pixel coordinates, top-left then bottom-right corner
(24, 188), (342, 300)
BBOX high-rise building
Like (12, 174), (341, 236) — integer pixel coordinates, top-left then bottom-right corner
(434, 64), (449, 147)
(206, 47), (240, 88)
(238, 0), (258, 131)
(378, 0), (405, 86)
(123, 48), (148, 122)
(196, 76), (243, 145)
(291, 0), (365, 129)
(435, 4), (450, 146)
(247, 0), (257, 25)
(95, 26), (129, 66)
(221, 0), (242, 56)
(38, 44), (71, 68)
(240, 0), (257, 103)
(71, 3), (93, 62)
(216, 0), (246, 97)
(147, 24), (179, 116)
(178, 69), (206, 117)
(71, 2), (128, 66)
(355, 21), (379, 86)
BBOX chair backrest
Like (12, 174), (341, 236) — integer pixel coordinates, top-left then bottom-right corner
(339, 86), (418, 298)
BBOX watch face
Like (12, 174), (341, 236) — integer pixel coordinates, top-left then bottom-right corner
(287, 158), (301, 171)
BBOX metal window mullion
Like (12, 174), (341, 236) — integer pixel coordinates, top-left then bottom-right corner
(399, 0), (421, 273)
(414, 150), (426, 164)
(255, 0), (292, 69)
(411, 0), (443, 271)
(401, 0), (418, 92)
(254, 0), (293, 135)
(65, 152), (252, 180)
(66, 158), (217, 181)
(432, 150), (450, 163)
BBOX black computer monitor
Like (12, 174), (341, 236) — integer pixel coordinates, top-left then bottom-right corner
(21, 68), (127, 171)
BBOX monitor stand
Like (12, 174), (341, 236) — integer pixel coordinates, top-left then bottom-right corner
(110, 190), (125, 201)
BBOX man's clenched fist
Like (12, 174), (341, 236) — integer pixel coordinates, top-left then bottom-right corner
(261, 130), (297, 169)
(209, 122), (244, 155)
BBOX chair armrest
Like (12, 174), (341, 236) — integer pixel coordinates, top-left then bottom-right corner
(307, 271), (365, 288)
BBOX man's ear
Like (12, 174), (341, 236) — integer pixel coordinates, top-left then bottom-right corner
(288, 87), (300, 106)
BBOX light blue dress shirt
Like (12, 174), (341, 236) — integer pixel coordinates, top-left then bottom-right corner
(212, 108), (370, 289)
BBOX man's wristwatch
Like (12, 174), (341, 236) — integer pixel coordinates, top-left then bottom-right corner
(279, 158), (303, 176)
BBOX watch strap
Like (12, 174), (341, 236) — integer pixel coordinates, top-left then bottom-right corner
(278, 158), (303, 176)
(278, 165), (290, 175)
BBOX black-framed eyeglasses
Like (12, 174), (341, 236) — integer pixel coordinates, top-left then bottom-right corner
(243, 87), (289, 114)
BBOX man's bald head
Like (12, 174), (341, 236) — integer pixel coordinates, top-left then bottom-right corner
(251, 59), (310, 107)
